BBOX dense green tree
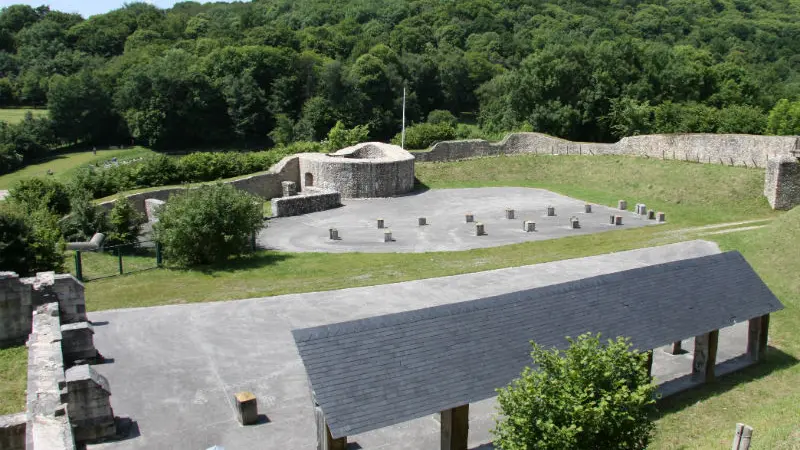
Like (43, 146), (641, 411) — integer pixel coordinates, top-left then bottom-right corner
(47, 70), (120, 144)
(493, 333), (657, 450)
(766, 99), (800, 135)
(104, 195), (144, 246)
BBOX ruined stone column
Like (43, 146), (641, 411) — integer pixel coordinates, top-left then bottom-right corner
(475, 223), (485, 236)
(546, 206), (555, 216)
(523, 221), (536, 232)
(377, 218), (385, 229)
(505, 209), (515, 219)
(281, 181), (298, 197)
(584, 204), (592, 213)
(657, 212), (666, 222)
(614, 215), (623, 226)
(648, 210), (656, 220)
(570, 217), (580, 229)
(419, 217), (427, 226)
(329, 228), (339, 240)
(618, 200), (627, 210)
(465, 213), (474, 223)
(383, 230), (393, 242)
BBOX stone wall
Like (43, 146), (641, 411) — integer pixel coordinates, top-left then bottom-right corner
(0, 272), (87, 348)
(298, 143), (415, 198)
(98, 154), (301, 214)
(415, 132), (798, 168)
(25, 303), (76, 450)
(271, 189), (342, 217)
(0, 413), (25, 450)
(765, 155), (800, 209)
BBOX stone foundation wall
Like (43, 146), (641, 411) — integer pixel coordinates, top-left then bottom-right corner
(415, 132), (798, 168)
(0, 413), (25, 450)
(271, 190), (342, 217)
(99, 154), (301, 214)
(26, 303), (76, 450)
(0, 272), (87, 348)
(765, 155), (800, 209)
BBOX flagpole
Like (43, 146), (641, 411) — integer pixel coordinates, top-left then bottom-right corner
(401, 87), (406, 150)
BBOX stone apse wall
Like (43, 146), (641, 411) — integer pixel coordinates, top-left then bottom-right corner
(414, 133), (800, 210)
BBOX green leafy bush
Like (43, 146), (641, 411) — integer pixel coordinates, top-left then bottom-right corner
(153, 184), (263, 265)
(427, 110), (458, 127)
(493, 333), (657, 450)
(105, 196), (145, 246)
(60, 189), (107, 242)
(9, 177), (71, 216)
(391, 122), (456, 149)
(324, 121), (370, 151)
(0, 204), (64, 276)
(766, 99), (800, 135)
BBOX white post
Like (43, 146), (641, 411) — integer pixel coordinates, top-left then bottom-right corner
(401, 87), (406, 150)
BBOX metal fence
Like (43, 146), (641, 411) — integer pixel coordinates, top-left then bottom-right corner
(70, 241), (163, 282)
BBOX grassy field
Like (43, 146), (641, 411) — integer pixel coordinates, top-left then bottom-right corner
(0, 147), (156, 189)
(0, 345), (26, 415)
(2, 154), (798, 448)
(0, 108), (47, 124)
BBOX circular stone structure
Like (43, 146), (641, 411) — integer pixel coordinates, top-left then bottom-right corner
(260, 187), (663, 253)
(297, 142), (415, 198)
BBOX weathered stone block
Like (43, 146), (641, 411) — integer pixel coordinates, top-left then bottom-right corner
(234, 392), (258, 426)
(523, 221), (536, 232)
(271, 191), (342, 217)
(61, 322), (98, 366)
(144, 198), (165, 223)
(65, 365), (116, 442)
(570, 217), (580, 229)
(383, 231), (393, 242)
(505, 209), (515, 219)
(657, 212), (666, 222)
(281, 181), (298, 197)
(618, 200), (627, 210)
(0, 412), (25, 450)
(377, 218), (385, 229)
(475, 223), (485, 236)
(614, 215), (623, 225)
(764, 155), (800, 210)
(418, 217), (427, 226)
(329, 228), (339, 240)
(546, 206), (555, 216)
(648, 209), (656, 220)
(584, 204), (592, 213)
(465, 213), (474, 223)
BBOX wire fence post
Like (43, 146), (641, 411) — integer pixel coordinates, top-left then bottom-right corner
(117, 248), (123, 275)
(155, 242), (163, 267)
(74, 251), (83, 282)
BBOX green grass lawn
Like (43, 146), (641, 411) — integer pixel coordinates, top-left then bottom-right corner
(0, 346), (26, 415)
(0, 108), (47, 124)
(0, 147), (156, 189)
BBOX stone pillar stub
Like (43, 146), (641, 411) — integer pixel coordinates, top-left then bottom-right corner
(523, 221), (535, 232)
(440, 404), (469, 450)
(505, 209), (515, 219)
(419, 217), (427, 226)
(546, 206), (555, 216)
(657, 212), (666, 222)
(618, 200), (627, 210)
(584, 204), (592, 213)
(764, 155), (800, 210)
(475, 223), (485, 236)
(465, 214), (474, 223)
(281, 181), (298, 197)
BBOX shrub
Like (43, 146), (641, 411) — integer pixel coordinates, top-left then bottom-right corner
(493, 333), (657, 450)
(153, 184), (263, 265)
(105, 196), (145, 246)
(9, 177), (71, 216)
(60, 189), (107, 242)
(0, 204), (64, 275)
(391, 122), (456, 149)
(427, 109), (458, 127)
(324, 121), (370, 151)
(766, 99), (800, 135)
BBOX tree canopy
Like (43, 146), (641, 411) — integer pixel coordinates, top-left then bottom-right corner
(0, 0), (799, 150)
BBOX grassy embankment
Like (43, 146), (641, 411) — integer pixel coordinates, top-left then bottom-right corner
(0, 147), (156, 190)
(0, 108), (47, 124)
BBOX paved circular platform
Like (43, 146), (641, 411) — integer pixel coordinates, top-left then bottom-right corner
(259, 187), (662, 253)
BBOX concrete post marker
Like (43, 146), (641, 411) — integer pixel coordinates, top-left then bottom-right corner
(657, 212), (666, 222)
(584, 204), (592, 213)
(377, 218), (385, 229)
(329, 228), (339, 240)
(546, 205), (555, 216)
(523, 221), (536, 232)
(570, 217), (580, 229)
(615, 215), (623, 225)
(648, 210), (656, 220)
(418, 217), (427, 226)
(383, 230), (393, 243)
(505, 209), (515, 219)
(618, 200), (627, 210)
(475, 223), (485, 236)
(465, 213), (474, 223)
(234, 392), (258, 426)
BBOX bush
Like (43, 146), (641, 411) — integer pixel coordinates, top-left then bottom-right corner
(60, 189), (107, 242)
(9, 177), (71, 216)
(493, 333), (657, 450)
(391, 122), (456, 149)
(0, 204), (64, 276)
(105, 196), (145, 246)
(324, 121), (370, 151)
(153, 184), (263, 265)
(427, 109), (458, 127)
(766, 99), (800, 135)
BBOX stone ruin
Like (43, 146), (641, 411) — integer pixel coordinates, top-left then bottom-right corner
(0, 272), (118, 450)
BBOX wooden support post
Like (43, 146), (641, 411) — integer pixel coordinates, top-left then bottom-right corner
(731, 423), (754, 450)
(692, 330), (719, 383)
(671, 341), (682, 355)
(747, 314), (770, 362)
(645, 350), (654, 379)
(315, 405), (346, 450)
(440, 404), (469, 450)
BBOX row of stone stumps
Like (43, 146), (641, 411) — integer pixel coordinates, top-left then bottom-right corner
(617, 199), (666, 224)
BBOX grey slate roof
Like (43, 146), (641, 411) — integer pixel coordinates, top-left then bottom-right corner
(292, 251), (784, 438)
